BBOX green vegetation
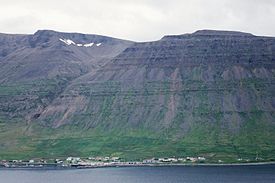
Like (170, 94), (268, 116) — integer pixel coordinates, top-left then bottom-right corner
(1, 29), (275, 165)
(0, 78), (274, 163)
(0, 117), (274, 163)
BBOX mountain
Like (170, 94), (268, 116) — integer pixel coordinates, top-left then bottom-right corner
(0, 30), (274, 162)
(0, 30), (133, 122)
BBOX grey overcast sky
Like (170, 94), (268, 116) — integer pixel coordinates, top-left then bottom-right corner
(0, 0), (275, 41)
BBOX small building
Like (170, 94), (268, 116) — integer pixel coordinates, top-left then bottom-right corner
(55, 159), (63, 164)
(29, 160), (35, 164)
(168, 158), (178, 162)
(67, 157), (73, 161)
(186, 157), (198, 162)
(143, 158), (158, 164)
(198, 157), (206, 161)
(111, 157), (120, 162)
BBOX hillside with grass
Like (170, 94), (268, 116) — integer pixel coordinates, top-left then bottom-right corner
(0, 30), (274, 163)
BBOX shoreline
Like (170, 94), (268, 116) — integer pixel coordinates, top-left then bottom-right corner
(1, 161), (275, 170)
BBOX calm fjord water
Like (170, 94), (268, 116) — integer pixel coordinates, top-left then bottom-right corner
(1, 165), (275, 183)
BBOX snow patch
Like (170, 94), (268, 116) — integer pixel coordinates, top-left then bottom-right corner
(84, 43), (94, 47)
(59, 38), (102, 48)
(59, 38), (76, 45)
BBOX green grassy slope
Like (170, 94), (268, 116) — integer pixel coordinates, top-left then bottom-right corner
(1, 116), (274, 163)
(1, 31), (275, 163)
(0, 78), (274, 163)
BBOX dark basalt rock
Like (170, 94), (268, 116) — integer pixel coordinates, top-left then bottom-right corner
(0, 30), (133, 121)
(0, 30), (274, 134)
(162, 29), (255, 40)
(0, 29), (274, 160)
(33, 30), (275, 134)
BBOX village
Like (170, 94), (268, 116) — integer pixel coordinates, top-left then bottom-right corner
(0, 156), (207, 169)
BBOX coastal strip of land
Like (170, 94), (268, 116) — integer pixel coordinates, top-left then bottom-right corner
(1, 156), (275, 170)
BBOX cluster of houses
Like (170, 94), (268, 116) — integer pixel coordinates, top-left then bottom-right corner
(142, 157), (206, 164)
(61, 156), (207, 166)
(62, 156), (121, 167)
(0, 156), (207, 168)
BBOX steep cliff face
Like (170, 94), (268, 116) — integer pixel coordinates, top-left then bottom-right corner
(0, 30), (274, 160)
(0, 30), (133, 122)
(39, 30), (275, 135)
